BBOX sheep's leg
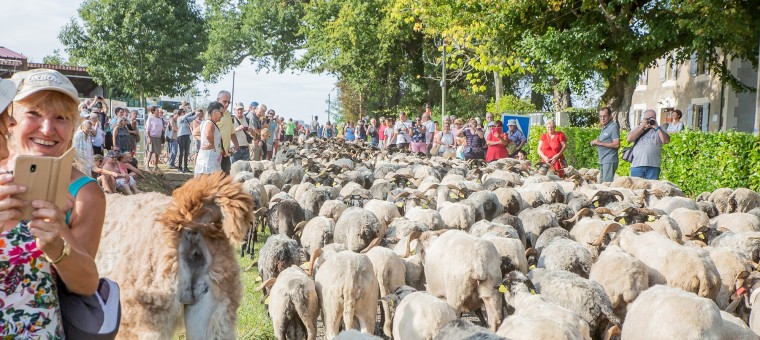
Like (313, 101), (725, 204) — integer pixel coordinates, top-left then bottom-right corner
(473, 308), (487, 326)
(481, 294), (503, 333)
(292, 291), (318, 340)
(323, 298), (343, 339)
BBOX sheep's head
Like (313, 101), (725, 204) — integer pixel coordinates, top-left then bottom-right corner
(496, 270), (537, 302)
(525, 248), (538, 270)
(163, 172), (253, 245)
(684, 226), (722, 244)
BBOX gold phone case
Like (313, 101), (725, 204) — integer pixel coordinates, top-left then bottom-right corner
(14, 148), (75, 220)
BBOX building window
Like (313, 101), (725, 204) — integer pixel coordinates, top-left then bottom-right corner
(696, 60), (708, 75)
(632, 109), (643, 127)
(689, 103), (710, 131)
(660, 52), (678, 84)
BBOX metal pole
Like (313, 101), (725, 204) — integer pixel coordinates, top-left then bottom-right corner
(231, 71), (236, 108)
(328, 93), (331, 123)
(441, 36), (447, 121)
(755, 36), (760, 135)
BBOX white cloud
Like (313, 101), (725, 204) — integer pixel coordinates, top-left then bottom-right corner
(0, 0), (336, 123)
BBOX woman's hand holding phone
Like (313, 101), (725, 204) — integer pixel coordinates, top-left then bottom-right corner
(27, 196), (74, 260)
(0, 173), (26, 227)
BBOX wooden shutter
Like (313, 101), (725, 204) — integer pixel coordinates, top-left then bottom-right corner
(701, 103), (710, 131)
(686, 105), (693, 129)
(690, 53), (698, 76)
(660, 58), (667, 81)
(670, 52), (678, 80)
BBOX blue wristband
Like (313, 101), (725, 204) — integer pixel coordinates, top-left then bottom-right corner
(655, 126), (661, 131)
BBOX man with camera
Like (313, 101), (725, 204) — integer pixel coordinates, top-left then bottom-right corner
(625, 109), (670, 179)
(231, 102), (255, 163)
(387, 111), (412, 151)
(590, 107), (620, 183)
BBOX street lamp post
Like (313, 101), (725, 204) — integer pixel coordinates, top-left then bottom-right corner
(441, 36), (447, 121)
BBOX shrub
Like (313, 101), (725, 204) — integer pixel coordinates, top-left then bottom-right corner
(527, 126), (760, 196)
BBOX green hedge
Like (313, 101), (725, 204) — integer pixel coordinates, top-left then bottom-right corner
(527, 126), (760, 196)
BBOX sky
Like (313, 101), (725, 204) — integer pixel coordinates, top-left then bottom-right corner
(0, 1), (337, 123)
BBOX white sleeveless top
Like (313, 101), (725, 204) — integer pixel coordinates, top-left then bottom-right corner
(195, 120), (222, 175)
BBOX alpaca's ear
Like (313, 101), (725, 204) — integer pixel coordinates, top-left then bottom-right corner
(212, 172), (254, 245)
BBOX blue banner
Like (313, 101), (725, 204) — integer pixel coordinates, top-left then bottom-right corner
(501, 115), (531, 140)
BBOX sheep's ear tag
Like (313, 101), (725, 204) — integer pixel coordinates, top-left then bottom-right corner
(406, 181), (411, 186)
(530, 289), (536, 295)
(332, 182), (337, 187)
(498, 285), (508, 293)
(396, 202), (404, 208)
(476, 179), (481, 183)
(421, 203), (428, 209)
(300, 261), (311, 270)
(264, 295), (270, 305)
(459, 193), (465, 198)
(698, 233), (705, 240)
(619, 218), (626, 225)
(528, 265), (536, 270)
(737, 287), (747, 296)
(316, 183), (322, 187)
(410, 249), (416, 255)
(593, 201), (599, 207)
(648, 215), (656, 222)
(449, 193), (458, 199)
(254, 276), (262, 283)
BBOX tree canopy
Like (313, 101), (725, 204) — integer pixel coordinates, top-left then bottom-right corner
(60, 0), (208, 104)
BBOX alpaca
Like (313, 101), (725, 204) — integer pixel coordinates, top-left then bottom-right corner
(96, 172), (253, 339)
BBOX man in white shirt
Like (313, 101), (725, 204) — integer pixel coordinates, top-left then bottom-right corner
(231, 102), (255, 163)
(387, 111), (412, 151)
(89, 112), (105, 155)
(422, 113), (435, 153)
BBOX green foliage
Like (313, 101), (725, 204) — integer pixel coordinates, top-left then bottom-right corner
(60, 0), (208, 102)
(565, 108), (599, 128)
(486, 95), (537, 115)
(528, 126), (760, 196)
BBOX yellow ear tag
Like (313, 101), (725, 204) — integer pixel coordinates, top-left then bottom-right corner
(593, 201), (599, 207)
(332, 182), (337, 187)
(264, 295), (270, 305)
(619, 218), (626, 225)
(476, 179), (481, 183)
(698, 233), (705, 240)
(530, 289), (536, 295)
(300, 261), (311, 270)
(396, 202), (404, 207)
(255, 276), (262, 283)
(406, 181), (411, 186)
(316, 183), (322, 187)
(528, 265), (536, 270)
(410, 249), (416, 255)
(421, 203), (428, 209)
(459, 193), (465, 198)
(648, 215), (656, 222)
(449, 193), (458, 199)
(498, 285), (508, 293)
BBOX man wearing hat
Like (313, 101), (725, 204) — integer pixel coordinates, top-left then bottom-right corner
(231, 101), (254, 163)
(506, 119), (526, 156)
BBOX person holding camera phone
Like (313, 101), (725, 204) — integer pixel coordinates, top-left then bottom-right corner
(1, 70), (104, 338)
(626, 109), (670, 179)
(231, 102), (253, 163)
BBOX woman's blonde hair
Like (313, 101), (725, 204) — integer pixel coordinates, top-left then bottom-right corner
(545, 119), (556, 126)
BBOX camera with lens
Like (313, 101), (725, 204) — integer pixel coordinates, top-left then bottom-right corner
(648, 118), (657, 126)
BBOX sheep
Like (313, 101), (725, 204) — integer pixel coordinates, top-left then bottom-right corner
(386, 217), (429, 238)
(258, 234), (301, 294)
(698, 200), (721, 218)
(469, 220), (520, 239)
(518, 208), (560, 248)
(333, 207), (382, 252)
(712, 213), (760, 233)
(622, 285), (726, 339)
(617, 228), (722, 301)
(649, 215), (684, 243)
(481, 233), (529, 274)
(437, 201), (476, 231)
(362, 243), (406, 337)
(383, 287), (457, 340)
(491, 213), (527, 246)
(422, 230), (503, 331)
(492, 187), (522, 215)
(298, 187), (331, 221)
(254, 266), (318, 340)
(568, 218), (621, 260)
(260, 169), (285, 188)
(433, 319), (505, 340)
(318, 199), (348, 221)
(537, 238), (594, 278)
(540, 203), (576, 229)
(467, 191), (504, 221)
(720, 310), (759, 340)
(709, 231), (760, 263)
(729, 188), (760, 213)
(528, 268), (620, 339)
(669, 208), (711, 242)
(267, 197), (306, 238)
(230, 160), (252, 178)
(496, 271), (592, 340)
(534, 227), (571, 253)
(709, 187), (736, 214)
(588, 245), (649, 320)
(706, 247), (754, 309)
(363, 199), (402, 236)
(653, 196), (699, 214)
(370, 179), (396, 200)
(96, 173), (252, 339)
(404, 206), (445, 230)
(314, 250), (379, 338)
(295, 217), (334, 260)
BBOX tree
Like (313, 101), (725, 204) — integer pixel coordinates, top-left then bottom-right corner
(59, 0), (207, 106)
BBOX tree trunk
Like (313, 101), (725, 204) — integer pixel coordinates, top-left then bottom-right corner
(602, 75), (636, 130)
(530, 72), (546, 110)
(552, 84), (572, 112)
(494, 71), (503, 103)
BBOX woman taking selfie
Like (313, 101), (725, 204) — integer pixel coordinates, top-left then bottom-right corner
(195, 101), (224, 176)
(0, 70), (103, 338)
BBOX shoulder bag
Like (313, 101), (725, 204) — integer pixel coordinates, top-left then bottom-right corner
(621, 128), (650, 163)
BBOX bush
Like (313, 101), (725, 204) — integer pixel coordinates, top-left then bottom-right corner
(527, 126), (760, 196)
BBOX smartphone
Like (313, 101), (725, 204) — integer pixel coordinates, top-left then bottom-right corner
(13, 148), (75, 220)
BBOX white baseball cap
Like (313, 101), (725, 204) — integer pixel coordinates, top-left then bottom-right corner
(11, 68), (79, 103)
(0, 79), (17, 114)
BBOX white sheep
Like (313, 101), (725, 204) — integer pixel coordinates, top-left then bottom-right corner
(422, 230), (503, 331)
(314, 251), (379, 338)
(255, 266), (319, 340)
(383, 287), (457, 340)
(362, 244), (406, 337)
(588, 245), (649, 320)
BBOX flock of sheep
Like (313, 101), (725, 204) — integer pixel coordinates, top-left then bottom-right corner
(228, 138), (760, 340)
